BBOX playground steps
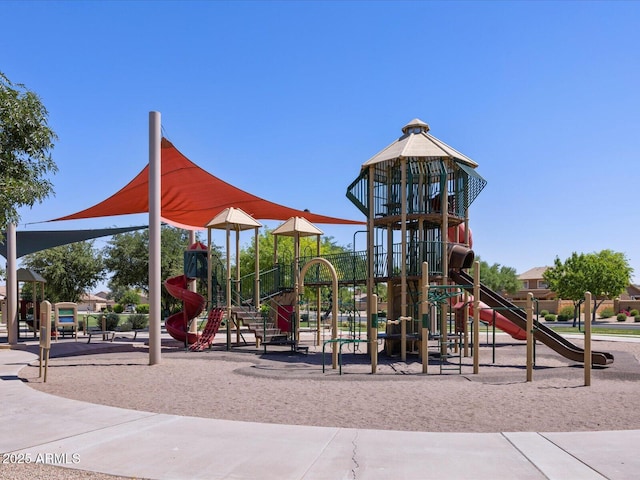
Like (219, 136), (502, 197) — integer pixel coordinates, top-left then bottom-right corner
(230, 306), (286, 346)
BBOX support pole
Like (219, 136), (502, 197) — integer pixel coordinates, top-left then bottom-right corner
(7, 222), (17, 345)
(421, 262), (429, 374)
(584, 291), (592, 386)
(148, 111), (161, 365)
(370, 293), (378, 373)
(473, 261), (480, 374)
(526, 292), (533, 382)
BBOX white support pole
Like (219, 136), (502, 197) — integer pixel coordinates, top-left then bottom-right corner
(7, 222), (17, 345)
(148, 111), (161, 365)
(188, 230), (198, 335)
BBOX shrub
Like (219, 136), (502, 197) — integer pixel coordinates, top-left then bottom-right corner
(544, 314), (556, 322)
(617, 313), (627, 322)
(557, 314), (569, 322)
(635, 316), (640, 323)
(101, 313), (120, 331)
(378, 310), (387, 318)
(599, 307), (614, 319)
(630, 309), (639, 317)
(559, 306), (575, 318)
(113, 304), (124, 314)
(136, 304), (149, 314)
(539, 310), (549, 317)
(128, 314), (148, 330)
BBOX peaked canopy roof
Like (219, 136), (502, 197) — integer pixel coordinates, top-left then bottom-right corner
(362, 118), (478, 169)
(52, 138), (363, 230)
(272, 216), (324, 237)
(205, 207), (262, 231)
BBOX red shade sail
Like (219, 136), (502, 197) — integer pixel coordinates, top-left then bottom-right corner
(52, 138), (363, 229)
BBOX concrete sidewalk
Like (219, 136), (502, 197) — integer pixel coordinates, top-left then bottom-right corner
(1, 348), (638, 480)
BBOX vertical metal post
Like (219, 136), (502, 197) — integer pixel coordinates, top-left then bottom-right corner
(584, 291), (592, 386)
(371, 293), (378, 373)
(148, 111), (161, 365)
(421, 262), (429, 374)
(6, 222), (17, 345)
(526, 293), (533, 382)
(473, 261), (480, 374)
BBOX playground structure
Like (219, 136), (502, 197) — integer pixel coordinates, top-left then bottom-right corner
(160, 118), (612, 374)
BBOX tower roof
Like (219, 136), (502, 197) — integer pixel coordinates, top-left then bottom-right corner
(362, 118), (478, 169)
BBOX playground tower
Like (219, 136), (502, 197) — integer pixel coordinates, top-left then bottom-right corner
(346, 118), (486, 326)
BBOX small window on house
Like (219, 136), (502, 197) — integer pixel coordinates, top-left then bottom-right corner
(538, 281), (548, 289)
(523, 281), (529, 289)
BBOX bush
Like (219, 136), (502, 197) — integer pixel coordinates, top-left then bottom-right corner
(630, 309), (639, 317)
(378, 310), (387, 318)
(599, 307), (614, 319)
(559, 306), (575, 318)
(544, 314), (557, 322)
(635, 316), (640, 323)
(539, 310), (549, 317)
(101, 313), (120, 331)
(136, 304), (149, 314)
(128, 314), (148, 330)
(617, 313), (628, 322)
(113, 304), (124, 314)
(557, 314), (570, 322)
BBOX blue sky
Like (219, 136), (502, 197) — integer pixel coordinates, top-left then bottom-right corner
(3, 0), (640, 285)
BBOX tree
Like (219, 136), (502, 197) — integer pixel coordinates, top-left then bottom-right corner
(103, 226), (221, 314)
(21, 241), (105, 303)
(469, 257), (521, 295)
(0, 72), (58, 232)
(544, 250), (633, 323)
(543, 253), (587, 326)
(238, 228), (354, 303)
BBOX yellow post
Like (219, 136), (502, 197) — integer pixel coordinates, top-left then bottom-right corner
(370, 294), (378, 374)
(463, 291), (469, 358)
(584, 291), (592, 386)
(400, 315), (407, 362)
(526, 292), (533, 382)
(421, 262), (429, 374)
(473, 261), (480, 374)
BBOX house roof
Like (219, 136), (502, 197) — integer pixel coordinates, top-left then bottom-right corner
(51, 138), (363, 230)
(518, 266), (550, 280)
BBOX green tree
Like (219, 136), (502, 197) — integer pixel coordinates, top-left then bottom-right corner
(238, 228), (354, 302)
(544, 250), (633, 323)
(104, 226), (220, 314)
(0, 72), (58, 232)
(543, 253), (587, 326)
(470, 257), (521, 295)
(21, 241), (105, 303)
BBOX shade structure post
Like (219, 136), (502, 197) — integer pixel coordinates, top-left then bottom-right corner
(6, 222), (17, 345)
(148, 111), (161, 365)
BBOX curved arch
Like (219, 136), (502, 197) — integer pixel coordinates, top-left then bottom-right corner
(300, 258), (339, 369)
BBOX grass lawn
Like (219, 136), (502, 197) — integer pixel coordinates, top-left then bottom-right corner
(548, 325), (640, 336)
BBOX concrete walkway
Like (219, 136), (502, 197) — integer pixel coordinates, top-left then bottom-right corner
(1, 348), (639, 480)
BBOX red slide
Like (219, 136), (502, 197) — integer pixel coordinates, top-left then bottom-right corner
(454, 299), (527, 341)
(164, 274), (206, 345)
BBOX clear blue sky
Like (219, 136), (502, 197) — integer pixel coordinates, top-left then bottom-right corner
(4, 1), (640, 284)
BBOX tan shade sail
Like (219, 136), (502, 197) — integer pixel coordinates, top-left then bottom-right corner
(51, 138), (363, 229)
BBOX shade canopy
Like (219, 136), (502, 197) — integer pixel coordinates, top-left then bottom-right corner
(52, 138), (363, 229)
(206, 207), (262, 231)
(17, 268), (46, 283)
(272, 216), (324, 237)
(0, 225), (147, 259)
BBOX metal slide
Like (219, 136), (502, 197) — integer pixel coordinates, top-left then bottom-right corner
(449, 270), (614, 366)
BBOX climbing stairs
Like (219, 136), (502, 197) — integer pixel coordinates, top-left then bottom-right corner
(230, 306), (288, 347)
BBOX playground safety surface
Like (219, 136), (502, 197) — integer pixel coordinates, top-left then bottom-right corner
(2, 331), (640, 479)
